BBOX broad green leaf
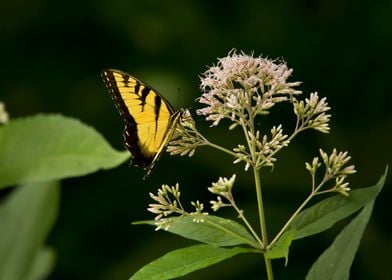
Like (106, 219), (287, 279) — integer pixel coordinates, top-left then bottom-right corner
(25, 247), (56, 280)
(0, 181), (59, 280)
(305, 201), (375, 280)
(264, 229), (295, 265)
(0, 114), (130, 189)
(130, 244), (255, 280)
(134, 215), (259, 248)
(290, 167), (387, 239)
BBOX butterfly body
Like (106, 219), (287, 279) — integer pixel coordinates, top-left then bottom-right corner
(101, 69), (180, 175)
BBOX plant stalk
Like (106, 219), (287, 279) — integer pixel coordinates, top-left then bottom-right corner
(253, 168), (274, 280)
(269, 177), (328, 247)
(269, 191), (314, 247)
(206, 141), (239, 158)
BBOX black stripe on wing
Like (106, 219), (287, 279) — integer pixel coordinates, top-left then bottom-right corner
(101, 69), (154, 167)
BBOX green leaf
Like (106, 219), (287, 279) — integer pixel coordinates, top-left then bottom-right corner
(0, 114), (130, 189)
(290, 167), (387, 239)
(264, 229), (295, 265)
(134, 215), (259, 248)
(0, 181), (59, 280)
(129, 244), (255, 280)
(25, 247), (56, 280)
(305, 201), (375, 280)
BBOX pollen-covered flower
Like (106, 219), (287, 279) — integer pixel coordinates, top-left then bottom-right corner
(197, 50), (301, 126)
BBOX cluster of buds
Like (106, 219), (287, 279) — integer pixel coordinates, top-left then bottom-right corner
(292, 92), (331, 133)
(148, 183), (209, 230)
(208, 174), (237, 211)
(306, 149), (356, 196)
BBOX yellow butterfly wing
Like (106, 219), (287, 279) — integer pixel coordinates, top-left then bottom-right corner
(101, 69), (180, 174)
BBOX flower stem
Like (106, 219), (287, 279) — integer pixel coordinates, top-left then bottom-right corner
(188, 125), (240, 159)
(264, 255), (274, 280)
(269, 177), (328, 247)
(230, 199), (264, 246)
(269, 191), (314, 247)
(253, 168), (274, 280)
(206, 141), (238, 158)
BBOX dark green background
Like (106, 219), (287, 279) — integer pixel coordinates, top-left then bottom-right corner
(1, 0), (391, 279)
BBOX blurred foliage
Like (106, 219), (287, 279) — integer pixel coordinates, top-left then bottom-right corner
(0, 115), (129, 188)
(0, 180), (59, 280)
(0, 0), (391, 279)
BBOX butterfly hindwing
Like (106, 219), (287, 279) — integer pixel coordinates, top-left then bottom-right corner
(101, 69), (179, 173)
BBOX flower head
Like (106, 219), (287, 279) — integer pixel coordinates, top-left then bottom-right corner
(197, 50), (301, 126)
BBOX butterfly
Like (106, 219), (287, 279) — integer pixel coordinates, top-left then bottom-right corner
(101, 69), (181, 177)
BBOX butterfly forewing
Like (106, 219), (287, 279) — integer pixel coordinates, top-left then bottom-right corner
(101, 69), (178, 170)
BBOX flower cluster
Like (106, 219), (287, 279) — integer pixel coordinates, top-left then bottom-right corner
(190, 200), (209, 223)
(233, 125), (290, 170)
(148, 183), (209, 230)
(144, 51), (359, 279)
(167, 51), (333, 172)
(197, 50), (302, 126)
(208, 174), (237, 211)
(208, 174), (236, 196)
(293, 92), (331, 133)
(306, 148), (356, 196)
(147, 183), (184, 221)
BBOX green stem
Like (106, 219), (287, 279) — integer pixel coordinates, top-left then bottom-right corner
(264, 256), (274, 280)
(244, 102), (274, 279)
(269, 191), (314, 247)
(205, 141), (238, 158)
(192, 126), (241, 159)
(230, 199), (264, 246)
(254, 168), (274, 280)
(254, 169), (268, 244)
(269, 177), (329, 247)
